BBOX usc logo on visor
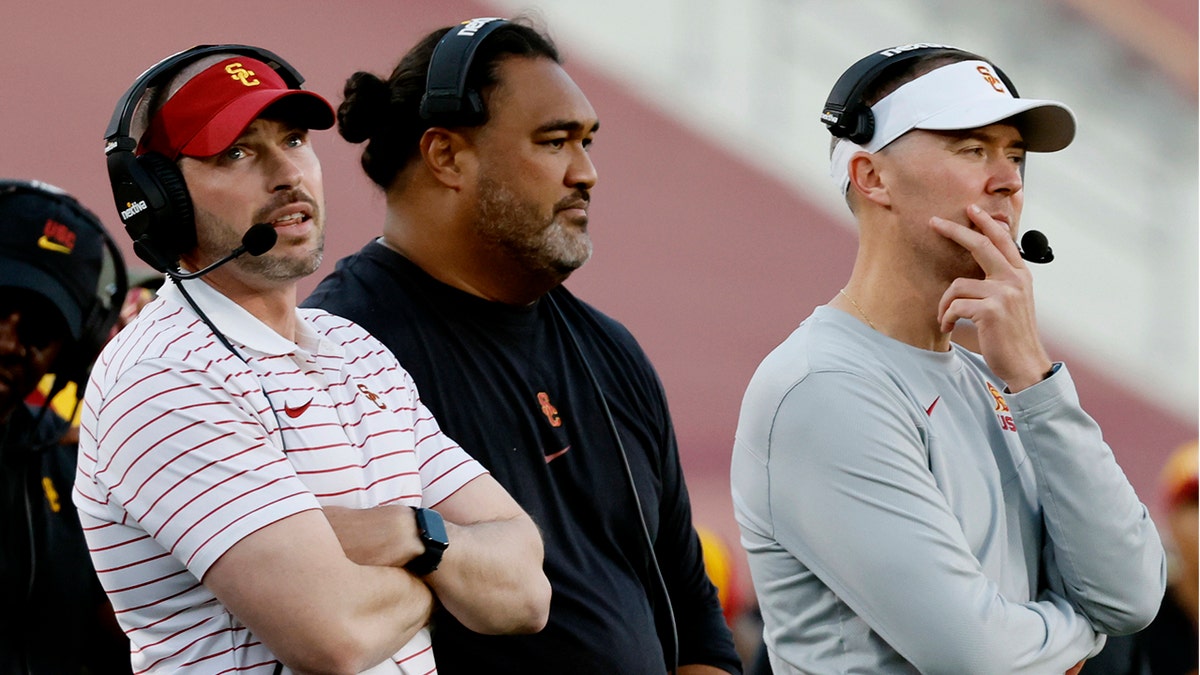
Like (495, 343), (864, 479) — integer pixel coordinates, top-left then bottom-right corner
(977, 65), (1005, 93)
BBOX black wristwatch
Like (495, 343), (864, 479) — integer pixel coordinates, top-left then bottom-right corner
(405, 507), (449, 576)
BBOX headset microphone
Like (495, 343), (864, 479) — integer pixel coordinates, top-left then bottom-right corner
(165, 222), (278, 280)
(1019, 230), (1054, 264)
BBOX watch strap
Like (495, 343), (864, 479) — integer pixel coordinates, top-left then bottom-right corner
(405, 507), (448, 576)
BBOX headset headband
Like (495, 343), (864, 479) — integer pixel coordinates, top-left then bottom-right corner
(419, 17), (509, 123)
(821, 43), (1018, 145)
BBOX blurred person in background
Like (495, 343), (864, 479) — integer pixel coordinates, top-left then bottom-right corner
(26, 268), (162, 445)
(1081, 440), (1198, 675)
(0, 180), (130, 674)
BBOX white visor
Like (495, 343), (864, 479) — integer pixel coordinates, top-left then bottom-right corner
(830, 60), (1076, 194)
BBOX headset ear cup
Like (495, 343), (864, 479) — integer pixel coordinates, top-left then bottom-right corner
(848, 108), (875, 145)
(138, 152), (195, 263)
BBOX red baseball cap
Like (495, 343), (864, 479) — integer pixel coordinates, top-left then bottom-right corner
(139, 56), (334, 160)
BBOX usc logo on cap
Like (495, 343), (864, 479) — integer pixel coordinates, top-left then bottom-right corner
(225, 62), (260, 87)
(977, 65), (1005, 93)
(38, 219), (76, 254)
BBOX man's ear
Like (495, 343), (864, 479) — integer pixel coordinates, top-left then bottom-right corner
(419, 127), (473, 190)
(847, 151), (890, 208)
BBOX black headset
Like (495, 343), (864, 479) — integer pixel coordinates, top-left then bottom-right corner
(419, 17), (510, 126)
(0, 180), (128, 394)
(104, 44), (305, 273)
(821, 43), (1018, 145)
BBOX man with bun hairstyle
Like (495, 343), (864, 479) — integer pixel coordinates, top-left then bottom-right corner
(0, 180), (130, 674)
(77, 46), (549, 674)
(305, 17), (740, 675)
(731, 45), (1165, 673)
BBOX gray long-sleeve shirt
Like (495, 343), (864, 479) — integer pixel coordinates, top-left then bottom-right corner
(731, 306), (1165, 674)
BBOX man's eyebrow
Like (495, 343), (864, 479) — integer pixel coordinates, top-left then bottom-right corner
(535, 119), (600, 134)
(938, 128), (1028, 149)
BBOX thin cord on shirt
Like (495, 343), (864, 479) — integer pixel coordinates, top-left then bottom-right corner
(544, 292), (679, 675)
(170, 277), (248, 364)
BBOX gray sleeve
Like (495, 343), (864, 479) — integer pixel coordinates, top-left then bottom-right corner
(1009, 363), (1166, 634)
(762, 370), (1100, 674)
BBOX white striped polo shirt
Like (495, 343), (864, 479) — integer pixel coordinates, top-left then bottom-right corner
(74, 279), (484, 674)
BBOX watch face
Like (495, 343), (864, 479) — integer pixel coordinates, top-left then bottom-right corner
(420, 508), (449, 549)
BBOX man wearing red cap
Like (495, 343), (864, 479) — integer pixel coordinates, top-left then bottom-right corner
(136, 54), (337, 162)
(76, 48), (550, 674)
(732, 45), (1165, 674)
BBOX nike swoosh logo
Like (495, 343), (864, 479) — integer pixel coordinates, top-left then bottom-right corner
(544, 446), (571, 464)
(925, 396), (941, 416)
(37, 235), (71, 254)
(284, 398), (313, 418)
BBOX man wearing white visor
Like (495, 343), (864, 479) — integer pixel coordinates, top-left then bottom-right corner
(731, 45), (1165, 674)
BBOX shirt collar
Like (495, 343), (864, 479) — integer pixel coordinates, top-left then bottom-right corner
(157, 278), (300, 357)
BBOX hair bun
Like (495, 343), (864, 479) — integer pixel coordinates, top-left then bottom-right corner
(338, 71), (392, 144)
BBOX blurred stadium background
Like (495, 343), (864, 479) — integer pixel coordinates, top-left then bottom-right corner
(3, 0), (1195, 639)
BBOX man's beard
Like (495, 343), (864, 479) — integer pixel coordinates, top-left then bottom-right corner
(193, 193), (325, 281)
(475, 174), (592, 280)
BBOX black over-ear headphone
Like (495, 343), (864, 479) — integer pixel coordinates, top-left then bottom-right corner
(104, 44), (305, 272)
(419, 17), (510, 126)
(0, 180), (128, 393)
(821, 43), (1019, 145)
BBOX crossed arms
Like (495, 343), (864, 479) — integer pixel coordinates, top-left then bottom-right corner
(207, 474), (549, 674)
